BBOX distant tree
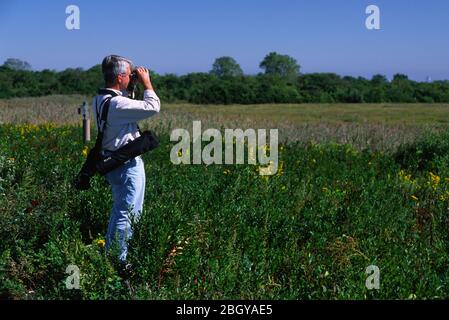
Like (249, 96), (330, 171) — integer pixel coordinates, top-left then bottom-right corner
(388, 73), (415, 102)
(365, 87), (386, 103)
(1, 60), (449, 103)
(297, 73), (341, 102)
(58, 68), (86, 93)
(259, 52), (300, 78)
(2, 58), (32, 71)
(363, 74), (389, 102)
(210, 56), (243, 78)
(153, 73), (184, 101)
(371, 74), (388, 85)
(392, 73), (409, 82)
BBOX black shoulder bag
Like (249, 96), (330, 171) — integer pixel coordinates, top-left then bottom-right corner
(73, 89), (159, 190)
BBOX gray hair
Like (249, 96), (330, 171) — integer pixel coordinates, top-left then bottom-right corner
(101, 55), (134, 85)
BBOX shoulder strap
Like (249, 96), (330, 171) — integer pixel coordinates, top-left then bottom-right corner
(98, 97), (112, 133)
(96, 89), (119, 133)
(94, 89), (119, 152)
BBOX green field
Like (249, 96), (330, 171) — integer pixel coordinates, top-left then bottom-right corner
(2, 95), (449, 125)
(1, 97), (449, 299)
(2, 95), (449, 151)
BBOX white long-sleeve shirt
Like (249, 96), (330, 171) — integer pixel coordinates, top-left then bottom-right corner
(92, 88), (161, 152)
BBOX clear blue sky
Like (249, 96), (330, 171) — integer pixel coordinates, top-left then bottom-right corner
(0, 0), (448, 80)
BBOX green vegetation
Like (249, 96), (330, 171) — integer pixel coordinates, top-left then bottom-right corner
(210, 57), (244, 78)
(1, 52), (449, 298)
(2, 95), (448, 152)
(1, 56), (448, 103)
(1, 123), (449, 299)
(259, 52), (300, 80)
(3, 95), (449, 126)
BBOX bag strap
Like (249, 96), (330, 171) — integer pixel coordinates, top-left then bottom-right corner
(94, 89), (119, 152)
(97, 89), (119, 132)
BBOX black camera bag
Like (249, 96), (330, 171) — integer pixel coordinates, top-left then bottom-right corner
(73, 89), (158, 190)
(96, 130), (159, 175)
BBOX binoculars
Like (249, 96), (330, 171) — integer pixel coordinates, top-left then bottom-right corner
(127, 68), (149, 99)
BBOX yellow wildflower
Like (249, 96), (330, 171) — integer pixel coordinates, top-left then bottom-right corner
(429, 172), (440, 188)
(97, 239), (106, 248)
(398, 170), (412, 182)
(276, 161), (285, 176)
(424, 172), (441, 191)
(440, 191), (449, 202)
(82, 146), (89, 157)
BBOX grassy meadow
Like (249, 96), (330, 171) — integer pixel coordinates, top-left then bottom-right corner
(1, 96), (449, 299)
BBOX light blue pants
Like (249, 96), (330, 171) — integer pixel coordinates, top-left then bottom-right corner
(105, 156), (145, 263)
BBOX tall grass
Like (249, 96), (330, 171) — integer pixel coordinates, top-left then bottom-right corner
(1, 123), (449, 299)
(1, 95), (448, 152)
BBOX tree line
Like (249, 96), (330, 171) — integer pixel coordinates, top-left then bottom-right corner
(1, 54), (448, 103)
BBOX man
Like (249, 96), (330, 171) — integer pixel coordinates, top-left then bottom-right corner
(92, 55), (161, 266)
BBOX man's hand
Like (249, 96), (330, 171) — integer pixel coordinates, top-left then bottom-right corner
(136, 67), (154, 91)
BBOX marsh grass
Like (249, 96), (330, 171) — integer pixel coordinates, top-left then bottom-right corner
(1, 95), (449, 152)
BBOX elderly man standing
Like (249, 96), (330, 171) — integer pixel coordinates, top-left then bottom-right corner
(92, 55), (161, 268)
